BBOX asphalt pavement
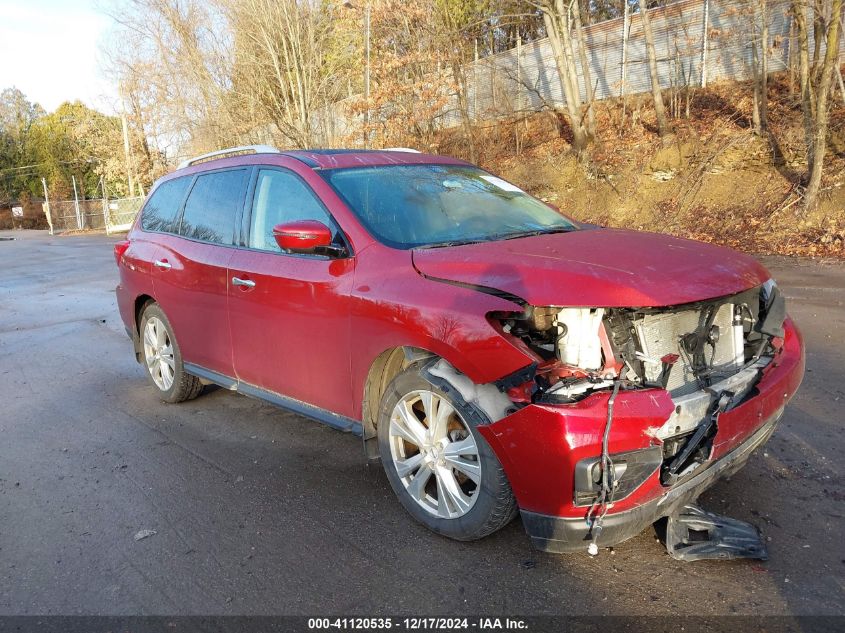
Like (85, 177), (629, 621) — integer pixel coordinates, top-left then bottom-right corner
(0, 230), (842, 616)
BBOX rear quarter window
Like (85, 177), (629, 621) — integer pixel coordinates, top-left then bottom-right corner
(140, 176), (192, 233)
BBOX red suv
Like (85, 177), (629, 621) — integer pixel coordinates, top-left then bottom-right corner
(115, 146), (804, 555)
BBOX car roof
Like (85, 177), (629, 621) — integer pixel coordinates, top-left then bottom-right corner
(157, 147), (475, 193)
(281, 149), (472, 170)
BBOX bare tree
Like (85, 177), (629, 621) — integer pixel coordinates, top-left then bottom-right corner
(104, 0), (240, 157)
(811, 0), (825, 78)
(434, 0), (492, 163)
(534, 0), (594, 153)
(750, 0), (769, 134)
(226, 0), (353, 148)
(344, 0), (454, 150)
(638, 1), (670, 137)
(570, 0), (597, 136)
(792, 0), (843, 211)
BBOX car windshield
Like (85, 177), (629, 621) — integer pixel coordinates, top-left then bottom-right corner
(320, 164), (578, 249)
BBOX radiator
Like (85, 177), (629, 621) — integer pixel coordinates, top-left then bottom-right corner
(633, 303), (740, 397)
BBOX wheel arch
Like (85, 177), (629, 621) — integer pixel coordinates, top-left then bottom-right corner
(361, 345), (439, 461)
(132, 294), (156, 361)
(359, 340), (521, 461)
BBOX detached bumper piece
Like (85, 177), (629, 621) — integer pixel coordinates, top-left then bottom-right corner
(665, 504), (768, 561)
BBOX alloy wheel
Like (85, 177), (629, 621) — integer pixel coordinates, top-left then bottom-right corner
(143, 316), (175, 391)
(388, 390), (481, 519)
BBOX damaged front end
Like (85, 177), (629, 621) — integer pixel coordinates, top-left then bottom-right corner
(471, 279), (802, 556)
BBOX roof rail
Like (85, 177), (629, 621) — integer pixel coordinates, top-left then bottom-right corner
(177, 145), (281, 169)
(384, 147), (421, 153)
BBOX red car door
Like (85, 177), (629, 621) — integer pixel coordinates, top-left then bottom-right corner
(151, 167), (250, 377)
(227, 166), (356, 417)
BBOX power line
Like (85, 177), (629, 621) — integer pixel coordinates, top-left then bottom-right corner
(0, 162), (49, 174)
(0, 158), (97, 175)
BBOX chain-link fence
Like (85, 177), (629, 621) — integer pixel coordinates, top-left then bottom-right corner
(44, 196), (144, 234)
(106, 197), (145, 233)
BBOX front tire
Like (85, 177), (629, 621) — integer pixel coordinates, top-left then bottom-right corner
(139, 303), (203, 403)
(377, 365), (517, 541)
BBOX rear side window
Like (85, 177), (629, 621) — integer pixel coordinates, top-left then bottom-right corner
(140, 177), (191, 233)
(179, 169), (249, 245)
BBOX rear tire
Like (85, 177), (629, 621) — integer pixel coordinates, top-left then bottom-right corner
(377, 364), (517, 541)
(139, 303), (203, 403)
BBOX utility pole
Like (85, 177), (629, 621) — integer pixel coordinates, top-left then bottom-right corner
(700, 0), (710, 88)
(41, 177), (53, 236)
(620, 0), (632, 126)
(365, 2), (371, 148)
(516, 36), (521, 111)
(621, 0), (630, 98)
(100, 177), (110, 234)
(474, 38), (479, 118)
(72, 175), (82, 230)
(342, 0), (371, 148)
(121, 110), (135, 197)
(119, 82), (136, 196)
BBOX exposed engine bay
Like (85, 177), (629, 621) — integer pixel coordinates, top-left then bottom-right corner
(498, 281), (784, 402)
(414, 278), (788, 560)
(493, 280), (787, 490)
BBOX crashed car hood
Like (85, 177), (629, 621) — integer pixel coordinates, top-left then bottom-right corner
(411, 228), (770, 307)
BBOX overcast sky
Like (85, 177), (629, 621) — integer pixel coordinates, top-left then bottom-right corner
(0, 0), (117, 114)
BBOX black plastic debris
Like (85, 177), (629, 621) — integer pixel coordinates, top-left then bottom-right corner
(665, 503), (768, 561)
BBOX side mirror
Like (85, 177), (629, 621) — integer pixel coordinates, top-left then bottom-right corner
(272, 220), (335, 255)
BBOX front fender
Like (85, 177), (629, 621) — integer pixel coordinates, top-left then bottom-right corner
(348, 247), (538, 420)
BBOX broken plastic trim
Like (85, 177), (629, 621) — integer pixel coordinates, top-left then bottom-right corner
(420, 358), (516, 425)
(757, 282), (786, 338)
(492, 362), (538, 392)
(664, 503), (768, 561)
(662, 390), (733, 485)
(573, 445), (663, 506)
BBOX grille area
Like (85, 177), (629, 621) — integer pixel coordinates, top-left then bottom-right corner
(633, 303), (740, 397)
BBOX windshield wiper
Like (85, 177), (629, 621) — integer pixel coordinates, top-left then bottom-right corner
(492, 227), (576, 241)
(416, 238), (487, 249)
(416, 227), (575, 249)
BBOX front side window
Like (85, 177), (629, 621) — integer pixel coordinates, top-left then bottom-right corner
(139, 176), (191, 233)
(320, 164), (578, 249)
(248, 168), (337, 252)
(179, 169), (249, 245)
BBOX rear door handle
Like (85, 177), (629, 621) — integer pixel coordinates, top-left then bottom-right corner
(153, 259), (171, 270)
(232, 276), (256, 288)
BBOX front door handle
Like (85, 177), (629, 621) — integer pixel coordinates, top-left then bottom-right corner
(232, 276), (256, 289)
(153, 259), (171, 270)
